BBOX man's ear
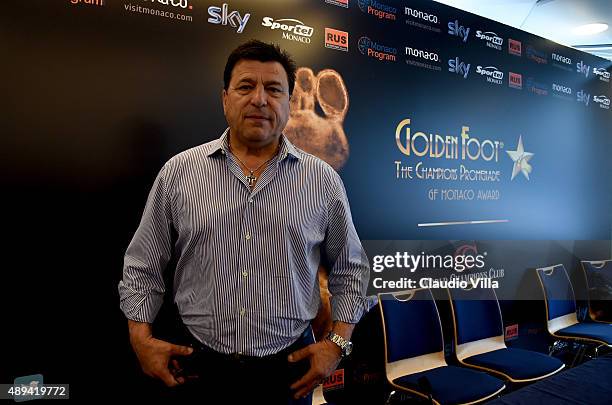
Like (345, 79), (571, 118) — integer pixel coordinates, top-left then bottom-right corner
(221, 89), (227, 115)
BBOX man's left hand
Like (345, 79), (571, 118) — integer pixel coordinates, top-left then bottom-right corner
(288, 340), (342, 399)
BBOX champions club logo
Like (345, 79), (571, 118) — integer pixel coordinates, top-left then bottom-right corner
(476, 65), (503, 85)
(593, 95), (610, 109)
(358, 36), (397, 62)
(325, 28), (348, 52)
(448, 19), (470, 43)
(261, 17), (314, 44)
(475, 30), (503, 50)
(208, 3), (249, 33)
(448, 57), (470, 79)
(357, 0), (397, 21)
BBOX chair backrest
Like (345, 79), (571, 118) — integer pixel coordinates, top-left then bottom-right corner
(378, 288), (446, 380)
(535, 264), (579, 333)
(447, 287), (506, 361)
(581, 259), (612, 321)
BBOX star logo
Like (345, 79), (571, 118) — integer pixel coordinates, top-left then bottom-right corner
(506, 135), (534, 180)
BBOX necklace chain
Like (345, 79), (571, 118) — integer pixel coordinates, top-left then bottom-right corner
(228, 144), (277, 187)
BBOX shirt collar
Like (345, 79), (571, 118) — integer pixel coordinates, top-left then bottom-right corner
(206, 127), (302, 161)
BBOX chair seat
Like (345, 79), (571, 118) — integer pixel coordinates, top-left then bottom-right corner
(464, 348), (564, 380)
(557, 322), (612, 344)
(394, 365), (504, 405)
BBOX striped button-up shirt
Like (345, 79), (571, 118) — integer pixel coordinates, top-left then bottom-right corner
(118, 129), (370, 356)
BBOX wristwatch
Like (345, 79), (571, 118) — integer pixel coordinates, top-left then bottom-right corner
(326, 331), (353, 358)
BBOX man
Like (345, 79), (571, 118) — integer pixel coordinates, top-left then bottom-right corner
(118, 40), (370, 404)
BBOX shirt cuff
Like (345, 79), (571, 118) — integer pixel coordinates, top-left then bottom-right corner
(330, 294), (369, 324)
(118, 281), (164, 323)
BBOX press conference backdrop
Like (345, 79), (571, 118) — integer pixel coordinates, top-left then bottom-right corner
(1, 0), (611, 389)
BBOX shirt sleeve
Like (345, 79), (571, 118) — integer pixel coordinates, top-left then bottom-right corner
(323, 170), (371, 324)
(118, 163), (174, 323)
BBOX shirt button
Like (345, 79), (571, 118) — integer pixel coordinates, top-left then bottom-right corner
(240, 307), (246, 316)
(245, 232), (251, 240)
(248, 198), (254, 203)
(242, 270), (248, 277)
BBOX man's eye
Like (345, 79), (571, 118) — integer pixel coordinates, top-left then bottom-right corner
(238, 85), (252, 90)
(268, 88), (282, 93)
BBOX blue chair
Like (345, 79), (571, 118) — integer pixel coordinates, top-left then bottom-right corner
(379, 288), (505, 405)
(581, 260), (612, 323)
(447, 287), (565, 383)
(536, 264), (612, 349)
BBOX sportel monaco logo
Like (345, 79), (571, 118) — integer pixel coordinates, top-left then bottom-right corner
(208, 3), (249, 33)
(262, 17), (314, 44)
(508, 39), (522, 56)
(576, 61), (590, 78)
(593, 67), (611, 83)
(325, 28), (348, 52)
(476, 65), (503, 85)
(576, 90), (591, 107)
(358, 0), (397, 21)
(448, 57), (470, 79)
(593, 95), (610, 109)
(448, 19), (470, 43)
(358, 36), (397, 61)
(475, 30), (503, 50)
(509, 72), (522, 89)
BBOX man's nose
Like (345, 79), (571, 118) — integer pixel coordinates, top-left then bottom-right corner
(250, 84), (267, 107)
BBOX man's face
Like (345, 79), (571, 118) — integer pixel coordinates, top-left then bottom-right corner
(222, 59), (290, 147)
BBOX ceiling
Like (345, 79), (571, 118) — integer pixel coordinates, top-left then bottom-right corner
(432, 0), (612, 61)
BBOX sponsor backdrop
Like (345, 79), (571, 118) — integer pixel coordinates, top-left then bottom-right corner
(2, 0), (611, 396)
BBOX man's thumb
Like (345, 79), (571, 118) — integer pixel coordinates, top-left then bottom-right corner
(288, 346), (310, 363)
(170, 344), (194, 356)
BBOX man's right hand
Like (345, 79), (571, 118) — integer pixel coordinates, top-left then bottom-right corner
(128, 320), (195, 387)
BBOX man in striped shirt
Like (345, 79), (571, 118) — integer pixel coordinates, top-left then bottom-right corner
(118, 40), (370, 404)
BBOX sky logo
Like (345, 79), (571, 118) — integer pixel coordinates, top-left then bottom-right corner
(208, 3), (250, 33)
(448, 57), (470, 78)
(577, 90), (591, 107)
(448, 19), (470, 43)
(576, 61), (590, 78)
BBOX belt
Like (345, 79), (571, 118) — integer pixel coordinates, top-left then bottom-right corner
(188, 326), (313, 364)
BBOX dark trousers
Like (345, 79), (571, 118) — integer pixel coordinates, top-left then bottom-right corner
(173, 327), (315, 405)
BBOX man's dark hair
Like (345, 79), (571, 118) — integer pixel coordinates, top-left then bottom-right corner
(224, 40), (297, 96)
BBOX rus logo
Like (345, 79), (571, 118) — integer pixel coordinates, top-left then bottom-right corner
(325, 28), (348, 51)
(448, 57), (470, 78)
(448, 20), (470, 43)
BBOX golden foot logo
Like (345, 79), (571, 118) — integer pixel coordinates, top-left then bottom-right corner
(284, 67), (349, 170)
(506, 135), (534, 180)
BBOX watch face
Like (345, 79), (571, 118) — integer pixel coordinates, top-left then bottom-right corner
(344, 341), (353, 356)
